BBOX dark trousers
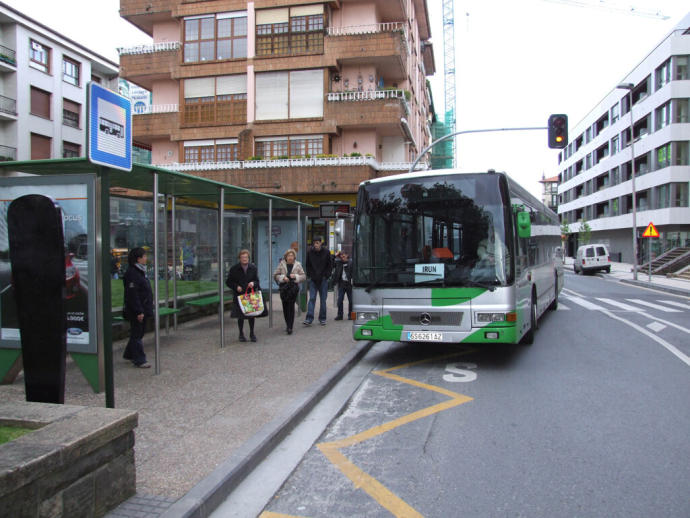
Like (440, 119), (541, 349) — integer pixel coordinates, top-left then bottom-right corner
(124, 317), (147, 365)
(282, 298), (296, 330)
(337, 283), (352, 318)
(238, 317), (255, 335)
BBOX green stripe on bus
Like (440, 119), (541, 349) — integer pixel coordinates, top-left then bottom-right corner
(355, 315), (403, 341)
(431, 287), (486, 306)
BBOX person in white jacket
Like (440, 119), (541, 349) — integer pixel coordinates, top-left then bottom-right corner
(273, 248), (306, 334)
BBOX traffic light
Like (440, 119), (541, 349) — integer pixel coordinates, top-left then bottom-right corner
(548, 114), (568, 149)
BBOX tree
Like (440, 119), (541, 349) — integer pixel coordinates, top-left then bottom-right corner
(579, 218), (592, 245)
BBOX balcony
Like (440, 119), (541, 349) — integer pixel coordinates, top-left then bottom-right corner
(326, 89), (409, 130)
(326, 23), (409, 80)
(0, 45), (16, 72)
(119, 0), (175, 35)
(0, 94), (17, 120)
(118, 42), (179, 90)
(0, 145), (16, 162)
(133, 105), (178, 142)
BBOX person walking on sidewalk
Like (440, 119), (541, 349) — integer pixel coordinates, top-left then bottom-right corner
(273, 248), (306, 334)
(332, 251), (353, 320)
(122, 247), (153, 368)
(303, 236), (332, 326)
(226, 249), (260, 342)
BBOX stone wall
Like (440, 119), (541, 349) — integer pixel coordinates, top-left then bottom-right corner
(0, 402), (138, 518)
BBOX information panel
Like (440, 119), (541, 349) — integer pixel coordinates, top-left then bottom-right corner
(88, 82), (132, 171)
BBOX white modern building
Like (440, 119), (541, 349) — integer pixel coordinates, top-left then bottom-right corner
(557, 13), (690, 263)
(0, 2), (119, 163)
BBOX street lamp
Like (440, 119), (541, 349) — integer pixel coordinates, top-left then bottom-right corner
(617, 82), (638, 280)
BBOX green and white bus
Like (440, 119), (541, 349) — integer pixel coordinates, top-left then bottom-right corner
(352, 169), (563, 345)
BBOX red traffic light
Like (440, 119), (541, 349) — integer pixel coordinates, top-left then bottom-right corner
(548, 114), (568, 149)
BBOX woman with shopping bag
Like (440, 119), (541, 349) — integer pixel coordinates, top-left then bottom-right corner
(273, 248), (306, 334)
(226, 249), (261, 342)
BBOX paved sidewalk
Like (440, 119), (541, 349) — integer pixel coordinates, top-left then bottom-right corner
(0, 294), (362, 517)
(564, 257), (690, 297)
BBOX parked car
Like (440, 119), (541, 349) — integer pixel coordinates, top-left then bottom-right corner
(574, 244), (611, 274)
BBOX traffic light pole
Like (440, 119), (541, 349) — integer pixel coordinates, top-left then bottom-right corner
(408, 126), (548, 174)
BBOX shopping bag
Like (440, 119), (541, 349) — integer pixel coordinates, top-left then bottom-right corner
(237, 287), (264, 317)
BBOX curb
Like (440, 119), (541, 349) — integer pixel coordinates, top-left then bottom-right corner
(160, 340), (376, 518)
(619, 278), (690, 297)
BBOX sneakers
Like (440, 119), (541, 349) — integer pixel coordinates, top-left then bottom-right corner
(239, 334), (247, 342)
(134, 362), (151, 369)
(303, 320), (312, 326)
(250, 333), (257, 342)
(334, 316), (343, 321)
(319, 320), (327, 326)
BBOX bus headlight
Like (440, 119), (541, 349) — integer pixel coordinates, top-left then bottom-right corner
(474, 312), (517, 325)
(356, 312), (379, 322)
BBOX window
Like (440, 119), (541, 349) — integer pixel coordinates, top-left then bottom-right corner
(63, 141), (80, 158)
(672, 182), (689, 207)
(610, 102), (619, 124)
(91, 74), (102, 84)
(655, 58), (671, 90)
(656, 184), (670, 209)
(62, 57), (80, 86)
(30, 86), (51, 119)
(63, 99), (80, 128)
(255, 69), (323, 120)
(29, 40), (50, 73)
(655, 101), (670, 130)
(611, 135), (619, 155)
(184, 12), (247, 63)
(289, 136), (323, 157)
(673, 141), (689, 166)
(184, 139), (238, 163)
(675, 55), (689, 80)
(31, 133), (51, 159)
(256, 5), (324, 57)
(656, 143), (671, 169)
(674, 98), (689, 123)
(183, 75), (247, 126)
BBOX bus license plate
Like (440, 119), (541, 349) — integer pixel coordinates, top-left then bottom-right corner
(407, 331), (443, 342)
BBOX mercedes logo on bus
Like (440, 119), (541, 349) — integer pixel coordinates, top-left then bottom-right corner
(419, 313), (432, 325)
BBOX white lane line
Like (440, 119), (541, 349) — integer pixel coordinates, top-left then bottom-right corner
(562, 287), (585, 298)
(626, 299), (682, 313)
(566, 296), (606, 311)
(557, 303), (570, 311)
(658, 299), (690, 310)
(596, 298), (642, 312)
(647, 322), (667, 333)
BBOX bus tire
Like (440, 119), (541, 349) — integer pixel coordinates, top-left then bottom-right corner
(521, 294), (537, 345)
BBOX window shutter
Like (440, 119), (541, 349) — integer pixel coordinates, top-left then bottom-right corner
(31, 133), (51, 159)
(256, 8), (289, 25)
(216, 75), (247, 95)
(184, 77), (215, 98)
(290, 5), (323, 16)
(256, 72), (288, 120)
(63, 99), (80, 113)
(289, 69), (323, 118)
(30, 87), (51, 118)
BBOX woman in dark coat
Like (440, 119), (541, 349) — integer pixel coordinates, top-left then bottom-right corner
(123, 247), (153, 368)
(226, 249), (260, 342)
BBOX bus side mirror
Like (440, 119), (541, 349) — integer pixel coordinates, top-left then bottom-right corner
(517, 211), (531, 239)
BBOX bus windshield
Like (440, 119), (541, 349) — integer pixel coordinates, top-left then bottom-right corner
(354, 173), (514, 288)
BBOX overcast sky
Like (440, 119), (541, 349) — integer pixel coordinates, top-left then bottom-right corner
(5, 0), (688, 197)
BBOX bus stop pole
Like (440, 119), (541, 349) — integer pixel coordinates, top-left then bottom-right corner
(218, 188), (225, 348)
(99, 169), (115, 408)
(163, 195), (169, 335)
(268, 199), (273, 328)
(153, 174), (161, 375)
(171, 196), (178, 330)
(296, 205), (301, 317)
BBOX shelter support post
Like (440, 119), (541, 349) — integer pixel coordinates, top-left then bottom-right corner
(171, 196), (178, 330)
(163, 195), (169, 335)
(268, 199), (273, 328)
(98, 170), (114, 407)
(153, 174), (161, 375)
(296, 206), (301, 317)
(219, 188), (225, 348)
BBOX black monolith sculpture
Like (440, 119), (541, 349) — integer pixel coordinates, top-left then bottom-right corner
(8, 194), (66, 403)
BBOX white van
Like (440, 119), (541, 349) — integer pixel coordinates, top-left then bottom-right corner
(574, 244), (610, 274)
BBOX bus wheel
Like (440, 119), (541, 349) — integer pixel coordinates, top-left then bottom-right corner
(521, 294), (537, 345)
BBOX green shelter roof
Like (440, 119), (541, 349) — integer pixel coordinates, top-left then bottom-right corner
(0, 158), (312, 210)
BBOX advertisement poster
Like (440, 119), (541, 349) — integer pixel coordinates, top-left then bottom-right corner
(0, 176), (96, 354)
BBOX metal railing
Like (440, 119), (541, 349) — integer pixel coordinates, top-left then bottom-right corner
(133, 104), (179, 115)
(0, 144), (16, 162)
(0, 45), (16, 66)
(117, 41), (180, 56)
(327, 89), (410, 115)
(159, 156), (427, 172)
(0, 94), (17, 115)
(327, 21), (406, 36)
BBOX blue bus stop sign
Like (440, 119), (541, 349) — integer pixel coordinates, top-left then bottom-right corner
(87, 82), (132, 171)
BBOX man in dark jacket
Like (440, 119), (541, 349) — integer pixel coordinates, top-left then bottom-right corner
(332, 251), (353, 320)
(303, 236), (332, 325)
(123, 247), (153, 368)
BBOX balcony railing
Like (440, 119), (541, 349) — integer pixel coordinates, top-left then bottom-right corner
(327, 89), (410, 115)
(118, 41), (180, 56)
(133, 104), (179, 115)
(159, 156), (427, 172)
(0, 45), (16, 66)
(327, 22), (409, 54)
(0, 94), (17, 115)
(0, 144), (16, 162)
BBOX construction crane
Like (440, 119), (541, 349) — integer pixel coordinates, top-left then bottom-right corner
(541, 0), (669, 20)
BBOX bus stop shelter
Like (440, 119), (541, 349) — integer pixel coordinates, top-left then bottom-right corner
(0, 158), (311, 407)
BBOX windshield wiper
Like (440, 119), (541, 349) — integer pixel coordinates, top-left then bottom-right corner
(460, 279), (497, 292)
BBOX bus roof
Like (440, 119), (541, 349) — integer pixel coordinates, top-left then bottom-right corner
(360, 168), (504, 186)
